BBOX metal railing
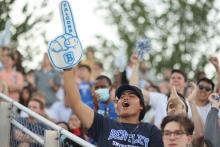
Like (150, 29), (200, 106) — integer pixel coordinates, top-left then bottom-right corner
(0, 92), (95, 147)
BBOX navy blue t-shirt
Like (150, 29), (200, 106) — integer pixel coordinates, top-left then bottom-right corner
(88, 113), (164, 147)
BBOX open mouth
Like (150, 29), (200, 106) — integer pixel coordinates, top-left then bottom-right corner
(122, 101), (130, 107)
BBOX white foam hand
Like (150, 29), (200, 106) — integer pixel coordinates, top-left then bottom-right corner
(48, 0), (83, 71)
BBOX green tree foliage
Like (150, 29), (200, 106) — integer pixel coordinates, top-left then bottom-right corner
(0, 0), (52, 70)
(96, 0), (220, 78)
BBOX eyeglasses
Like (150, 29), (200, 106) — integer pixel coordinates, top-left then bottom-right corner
(198, 84), (212, 92)
(162, 130), (186, 139)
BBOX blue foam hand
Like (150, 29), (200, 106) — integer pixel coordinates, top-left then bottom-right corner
(135, 36), (151, 60)
(48, 0), (83, 71)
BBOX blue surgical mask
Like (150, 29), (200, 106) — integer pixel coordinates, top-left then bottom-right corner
(95, 88), (110, 102)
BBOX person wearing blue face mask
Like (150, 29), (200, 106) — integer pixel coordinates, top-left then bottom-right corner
(93, 75), (118, 120)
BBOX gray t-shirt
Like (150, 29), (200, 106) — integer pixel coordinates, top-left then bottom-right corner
(204, 107), (220, 147)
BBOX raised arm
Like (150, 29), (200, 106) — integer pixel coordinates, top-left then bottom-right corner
(63, 69), (94, 128)
(204, 93), (220, 147)
(187, 82), (204, 144)
(129, 53), (140, 86)
(210, 56), (220, 93)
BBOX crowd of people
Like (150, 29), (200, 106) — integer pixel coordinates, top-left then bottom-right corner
(0, 46), (220, 147)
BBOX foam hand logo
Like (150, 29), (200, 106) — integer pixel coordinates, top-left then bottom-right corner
(48, 0), (83, 71)
(135, 36), (151, 60)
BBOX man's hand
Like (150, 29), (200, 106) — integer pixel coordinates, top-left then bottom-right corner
(208, 93), (220, 109)
(48, 1), (83, 71)
(210, 56), (219, 69)
(92, 91), (100, 111)
(168, 86), (183, 107)
(130, 52), (139, 66)
(188, 82), (198, 102)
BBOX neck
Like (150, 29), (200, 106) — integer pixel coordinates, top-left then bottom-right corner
(5, 67), (13, 72)
(118, 117), (140, 124)
(177, 88), (184, 95)
(196, 99), (209, 106)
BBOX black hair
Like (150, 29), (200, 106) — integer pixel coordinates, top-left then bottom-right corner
(78, 64), (92, 73)
(56, 121), (71, 131)
(115, 84), (146, 121)
(96, 75), (112, 86)
(139, 99), (146, 121)
(86, 46), (95, 52)
(19, 86), (33, 107)
(161, 114), (194, 135)
(171, 69), (187, 82)
(197, 77), (215, 92)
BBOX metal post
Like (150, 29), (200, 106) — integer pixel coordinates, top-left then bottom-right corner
(0, 102), (11, 147)
(45, 130), (59, 147)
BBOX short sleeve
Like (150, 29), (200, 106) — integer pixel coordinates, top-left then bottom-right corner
(88, 112), (104, 141)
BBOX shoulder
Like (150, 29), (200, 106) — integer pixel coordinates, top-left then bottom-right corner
(149, 92), (167, 100)
(141, 122), (161, 133)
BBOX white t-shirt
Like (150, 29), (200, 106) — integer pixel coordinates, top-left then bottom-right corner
(149, 92), (192, 127)
(47, 101), (72, 122)
(149, 92), (167, 127)
(196, 103), (220, 124)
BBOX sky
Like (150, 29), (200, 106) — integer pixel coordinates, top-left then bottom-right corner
(47, 0), (116, 48)
(8, 0), (220, 77)
(10, 0), (117, 69)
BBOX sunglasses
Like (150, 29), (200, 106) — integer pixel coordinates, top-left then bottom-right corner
(198, 84), (212, 92)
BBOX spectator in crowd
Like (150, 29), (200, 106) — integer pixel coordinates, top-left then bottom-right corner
(77, 64), (94, 109)
(18, 86), (33, 117)
(19, 86), (32, 107)
(0, 46), (10, 71)
(57, 121), (82, 147)
(81, 46), (96, 70)
(34, 53), (61, 108)
(48, 93), (73, 122)
(194, 77), (218, 124)
(0, 51), (24, 101)
(161, 114), (194, 147)
(167, 85), (204, 146)
(139, 61), (157, 85)
(129, 53), (190, 126)
(93, 75), (117, 120)
(145, 83), (160, 93)
(12, 98), (50, 147)
(159, 81), (170, 95)
(166, 87), (189, 116)
(92, 61), (104, 80)
(162, 68), (172, 82)
(204, 93), (220, 147)
(169, 69), (187, 96)
(32, 90), (46, 105)
(12, 48), (25, 74)
(128, 53), (203, 145)
(24, 70), (37, 92)
(68, 114), (84, 139)
(62, 68), (163, 146)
